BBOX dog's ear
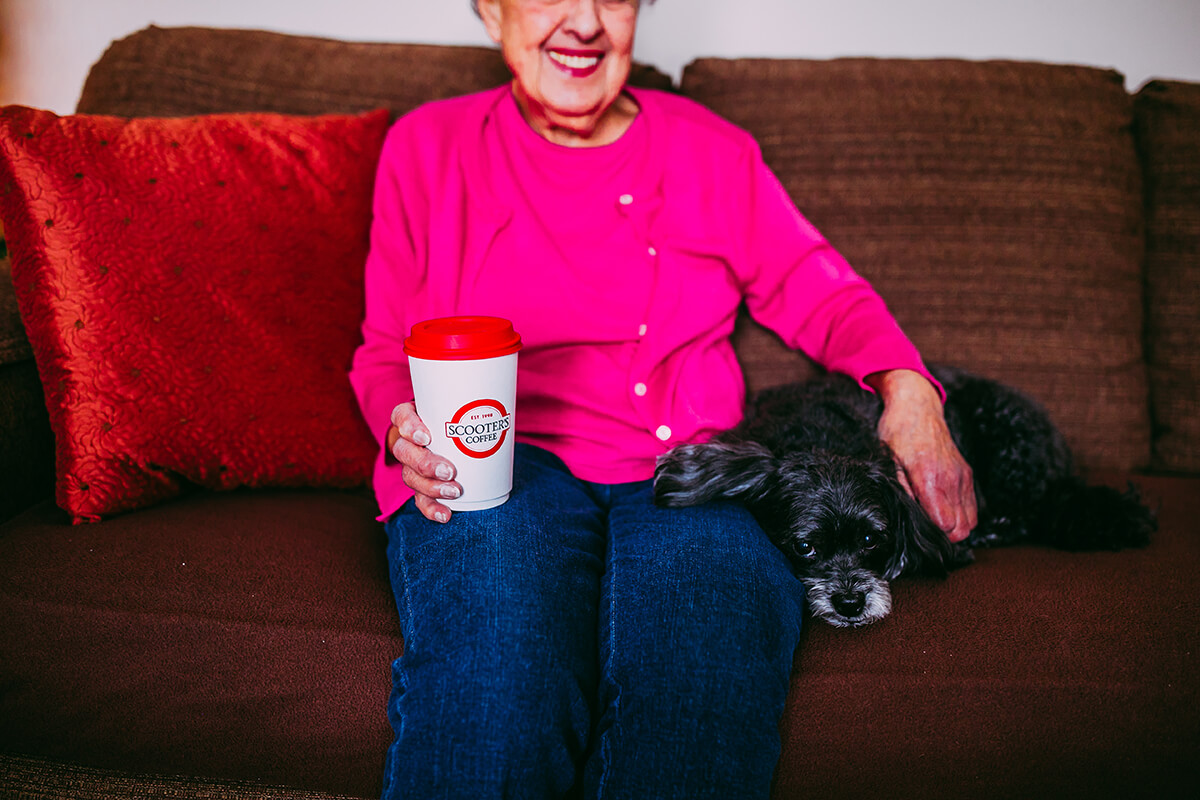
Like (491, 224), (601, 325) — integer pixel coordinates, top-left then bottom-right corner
(654, 441), (777, 508)
(880, 472), (974, 579)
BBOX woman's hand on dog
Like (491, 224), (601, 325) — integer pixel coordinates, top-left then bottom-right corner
(868, 370), (977, 542)
(387, 402), (462, 524)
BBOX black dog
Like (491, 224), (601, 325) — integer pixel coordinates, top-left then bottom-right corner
(653, 366), (1155, 628)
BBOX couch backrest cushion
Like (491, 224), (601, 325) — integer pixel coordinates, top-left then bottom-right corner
(1135, 80), (1200, 475)
(0, 106), (389, 522)
(684, 57), (1150, 471)
(75, 25), (675, 119)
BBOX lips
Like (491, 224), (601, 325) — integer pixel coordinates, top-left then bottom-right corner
(547, 48), (604, 78)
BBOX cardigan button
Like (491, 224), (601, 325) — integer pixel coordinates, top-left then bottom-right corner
(655, 425), (672, 442)
(638, 324), (648, 336)
(619, 193), (633, 205)
(634, 382), (648, 397)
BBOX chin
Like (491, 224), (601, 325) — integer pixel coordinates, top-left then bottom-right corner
(541, 83), (620, 117)
(520, 59), (630, 131)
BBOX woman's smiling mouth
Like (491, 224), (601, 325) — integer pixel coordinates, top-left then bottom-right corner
(548, 49), (604, 76)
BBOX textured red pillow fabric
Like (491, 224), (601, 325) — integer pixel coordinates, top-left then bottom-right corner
(0, 106), (390, 522)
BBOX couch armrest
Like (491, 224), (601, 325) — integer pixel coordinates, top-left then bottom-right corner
(1, 242), (55, 522)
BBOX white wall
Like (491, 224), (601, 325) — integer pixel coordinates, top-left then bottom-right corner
(4, 0), (1200, 114)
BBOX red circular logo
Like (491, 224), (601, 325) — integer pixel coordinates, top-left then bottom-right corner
(444, 399), (511, 459)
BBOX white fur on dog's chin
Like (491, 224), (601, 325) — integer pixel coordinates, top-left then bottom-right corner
(804, 575), (893, 628)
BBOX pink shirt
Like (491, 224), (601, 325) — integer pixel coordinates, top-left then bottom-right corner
(350, 85), (933, 520)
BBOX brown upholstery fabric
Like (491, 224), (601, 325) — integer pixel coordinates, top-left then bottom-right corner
(0, 489), (399, 798)
(2, 478), (1196, 798)
(1135, 80), (1200, 474)
(687, 58), (1151, 471)
(75, 25), (674, 119)
(0, 753), (363, 800)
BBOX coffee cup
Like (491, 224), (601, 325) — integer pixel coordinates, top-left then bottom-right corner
(404, 316), (522, 511)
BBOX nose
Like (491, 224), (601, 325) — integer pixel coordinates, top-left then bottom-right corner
(563, 0), (602, 41)
(832, 590), (866, 618)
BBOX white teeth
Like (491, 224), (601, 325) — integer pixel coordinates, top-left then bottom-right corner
(549, 51), (600, 69)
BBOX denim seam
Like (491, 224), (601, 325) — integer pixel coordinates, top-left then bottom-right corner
(382, 517), (416, 799)
(595, 517), (620, 798)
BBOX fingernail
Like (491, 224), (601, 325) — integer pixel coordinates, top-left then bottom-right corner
(413, 430), (431, 447)
(440, 485), (461, 500)
(435, 464), (453, 481)
(434, 511), (448, 524)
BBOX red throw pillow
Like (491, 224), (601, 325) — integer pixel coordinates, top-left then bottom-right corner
(0, 106), (390, 522)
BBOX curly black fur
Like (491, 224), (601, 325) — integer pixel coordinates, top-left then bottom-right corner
(654, 366), (1155, 628)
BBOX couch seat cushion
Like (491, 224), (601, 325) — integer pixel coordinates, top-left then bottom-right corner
(0, 488), (399, 798)
(3, 477), (1198, 798)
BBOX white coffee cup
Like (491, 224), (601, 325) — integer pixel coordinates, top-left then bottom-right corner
(404, 316), (522, 511)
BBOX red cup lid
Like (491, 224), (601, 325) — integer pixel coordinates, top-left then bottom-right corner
(404, 316), (523, 360)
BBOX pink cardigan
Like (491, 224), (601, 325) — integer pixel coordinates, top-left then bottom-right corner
(350, 85), (933, 520)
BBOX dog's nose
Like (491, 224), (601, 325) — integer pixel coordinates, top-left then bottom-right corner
(832, 590), (866, 618)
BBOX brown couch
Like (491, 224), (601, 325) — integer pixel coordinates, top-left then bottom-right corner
(2, 25), (1198, 799)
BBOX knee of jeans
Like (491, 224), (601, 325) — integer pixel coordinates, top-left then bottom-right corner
(396, 587), (597, 734)
(606, 544), (804, 700)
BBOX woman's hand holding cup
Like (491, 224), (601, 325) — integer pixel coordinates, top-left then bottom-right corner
(388, 402), (462, 524)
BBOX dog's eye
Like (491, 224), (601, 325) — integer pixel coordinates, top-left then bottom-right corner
(861, 531), (887, 551)
(792, 541), (817, 559)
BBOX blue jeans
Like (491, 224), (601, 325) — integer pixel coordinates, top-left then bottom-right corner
(381, 444), (805, 799)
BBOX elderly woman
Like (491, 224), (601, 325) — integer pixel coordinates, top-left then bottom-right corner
(350, 1), (976, 797)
